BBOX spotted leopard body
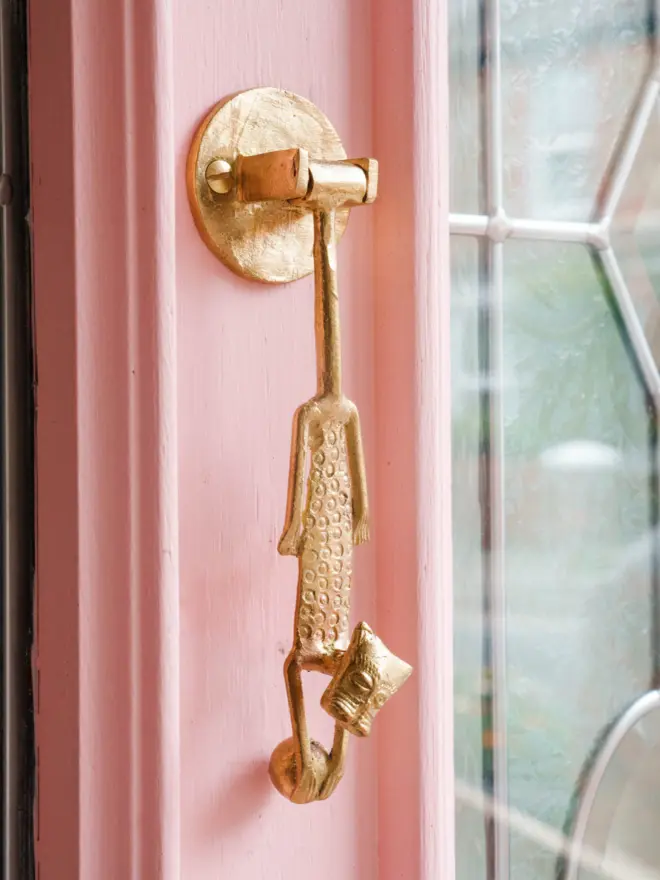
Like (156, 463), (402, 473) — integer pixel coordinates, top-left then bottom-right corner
(296, 420), (353, 655)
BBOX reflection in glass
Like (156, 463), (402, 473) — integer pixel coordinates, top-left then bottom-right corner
(449, 0), (660, 877)
(448, 2), (482, 214)
(558, 692), (660, 880)
(501, 0), (648, 220)
(502, 240), (653, 880)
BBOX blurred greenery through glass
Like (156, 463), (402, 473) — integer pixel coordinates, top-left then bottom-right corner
(449, 1), (660, 878)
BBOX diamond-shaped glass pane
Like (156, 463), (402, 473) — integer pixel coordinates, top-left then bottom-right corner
(502, 0), (650, 220)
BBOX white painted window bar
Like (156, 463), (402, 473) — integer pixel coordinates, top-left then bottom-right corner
(449, 0), (660, 877)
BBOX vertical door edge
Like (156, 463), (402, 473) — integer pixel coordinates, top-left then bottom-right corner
(372, 0), (454, 877)
(29, 0), (181, 876)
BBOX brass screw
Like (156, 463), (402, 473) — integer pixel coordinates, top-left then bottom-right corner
(206, 158), (233, 195)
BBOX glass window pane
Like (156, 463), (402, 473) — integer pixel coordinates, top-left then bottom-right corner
(502, 240), (654, 880)
(450, 0), (660, 877)
(449, 2), (483, 214)
(502, 0), (649, 220)
(452, 235), (488, 877)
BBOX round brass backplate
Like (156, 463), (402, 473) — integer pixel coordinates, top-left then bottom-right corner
(186, 87), (350, 284)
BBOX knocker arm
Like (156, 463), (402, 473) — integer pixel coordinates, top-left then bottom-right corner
(278, 404), (310, 556)
(318, 725), (349, 800)
(347, 406), (370, 545)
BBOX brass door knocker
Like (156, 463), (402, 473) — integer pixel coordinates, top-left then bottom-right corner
(187, 87), (412, 804)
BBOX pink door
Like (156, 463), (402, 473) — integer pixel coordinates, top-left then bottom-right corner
(28, 1), (453, 878)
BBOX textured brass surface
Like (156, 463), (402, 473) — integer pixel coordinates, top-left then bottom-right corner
(205, 158), (233, 195)
(188, 90), (412, 802)
(271, 204), (412, 803)
(321, 622), (412, 738)
(268, 738), (330, 802)
(272, 183), (411, 803)
(235, 148), (310, 202)
(186, 88), (350, 283)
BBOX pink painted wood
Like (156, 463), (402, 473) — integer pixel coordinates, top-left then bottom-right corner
(30, 0), (180, 877)
(373, 3), (454, 878)
(29, 0), (452, 876)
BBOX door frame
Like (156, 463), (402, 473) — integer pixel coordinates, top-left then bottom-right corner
(28, 0), (453, 877)
(373, 3), (454, 878)
(30, 1), (180, 875)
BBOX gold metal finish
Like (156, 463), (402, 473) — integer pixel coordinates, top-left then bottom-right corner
(321, 622), (413, 738)
(271, 203), (411, 804)
(205, 158), (233, 195)
(187, 89), (412, 803)
(186, 88), (351, 283)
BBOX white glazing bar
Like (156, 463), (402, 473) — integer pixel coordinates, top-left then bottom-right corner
(600, 75), (660, 225)
(509, 218), (604, 247)
(450, 214), (605, 246)
(563, 691), (660, 880)
(488, 239), (509, 880)
(600, 247), (660, 401)
(482, 0), (509, 873)
(449, 213), (489, 235)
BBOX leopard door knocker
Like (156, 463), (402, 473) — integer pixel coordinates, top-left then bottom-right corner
(187, 87), (413, 804)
